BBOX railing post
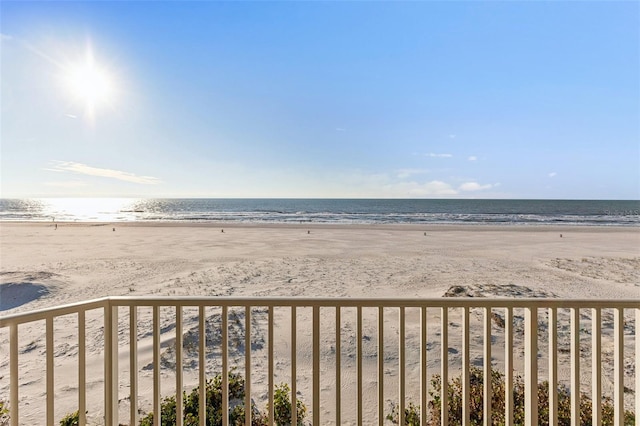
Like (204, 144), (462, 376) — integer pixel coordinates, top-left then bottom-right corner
(524, 306), (538, 426)
(505, 307), (513, 426)
(335, 306), (341, 425)
(245, 305), (252, 426)
(462, 307), (471, 425)
(422, 306), (428, 425)
(441, 307), (448, 426)
(198, 306), (206, 426)
(9, 323), (18, 426)
(548, 307), (558, 426)
(636, 308), (640, 423)
(291, 306), (297, 426)
(222, 306), (229, 426)
(313, 306), (320, 426)
(484, 307), (492, 426)
(378, 306), (384, 426)
(78, 310), (86, 426)
(153, 306), (160, 426)
(129, 306), (138, 426)
(46, 317), (54, 426)
(104, 301), (118, 426)
(614, 307), (624, 425)
(356, 305), (363, 426)
(176, 306), (183, 426)
(570, 308), (580, 426)
(399, 307), (405, 426)
(592, 308), (601, 425)
(268, 306), (274, 425)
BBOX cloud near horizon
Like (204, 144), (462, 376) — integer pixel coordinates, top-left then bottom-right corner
(459, 182), (494, 192)
(426, 153), (453, 158)
(46, 161), (162, 185)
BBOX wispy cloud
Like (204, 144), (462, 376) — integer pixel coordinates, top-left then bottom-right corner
(459, 182), (494, 192)
(46, 161), (162, 184)
(64, 113), (78, 119)
(468, 156), (477, 161)
(396, 168), (431, 179)
(0, 33), (13, 42)
(548, 172), (557, 178)
(44, 181), (89, 188)
(426, 153), (453, 158)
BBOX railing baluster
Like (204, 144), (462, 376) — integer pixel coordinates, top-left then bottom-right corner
(614, 307), (624, 425)
(46, 317), (53, 426)
(484, 307), (492, 426)
(291, 306), (297, 426)
(199, 306), (205, 426)
(3, 297), (640, 426)
(129, 306), (138, 426)
(421, 306), (428, 425)
(505, 307), (513, 426)
(636, 308), (640, 424)
(462, 307), (470, 425)
(548, 307), (558, 426)
(524, 306), (538, 426)
(399, 307), (405, 426)
(313, 306), (320, 425)
(268, 306), (274, 425)
(104, 303), (118, 426)
(378, 306), (384, 426)
(222, 305), (229, 426)
(592, 308), (601, 425)
(335, 306), (341, 425)
(153, 306), (160, 426)
(10, 323), (18, 426)
(570, 308), (580, 426)
(357, 306), (363, 426)
(78, 310), (86, 426)
(245, 306), (252, 426)
(176, 306), (183, 426)
(441, 307), (448, 426)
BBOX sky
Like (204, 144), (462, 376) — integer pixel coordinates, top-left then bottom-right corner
(1, 1), (639, 199)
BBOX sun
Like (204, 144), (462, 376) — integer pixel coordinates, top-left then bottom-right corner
(63, 47), (115, 118)
(69, 62), (111, 104)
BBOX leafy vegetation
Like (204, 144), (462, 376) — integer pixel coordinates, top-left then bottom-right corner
(387, 367), (635, 425)
(139, 370), (306, 425)
(0, 399), (9, 426)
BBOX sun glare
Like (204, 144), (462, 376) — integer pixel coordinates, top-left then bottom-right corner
(63, 46), (116, 120)
(69, 63), (111, 103)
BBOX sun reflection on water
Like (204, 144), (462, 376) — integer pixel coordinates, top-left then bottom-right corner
(37, 198), (144, 222)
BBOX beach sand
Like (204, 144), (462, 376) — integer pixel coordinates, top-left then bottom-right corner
(1, 223), (638, 424)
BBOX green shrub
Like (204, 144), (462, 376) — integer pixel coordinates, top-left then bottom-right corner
(140, 370), (306, 425)
(59, 410), (79, 426)
(388, 367), (635, 425)
(269, 383), (307, 426)
(0, 399), (9, 426)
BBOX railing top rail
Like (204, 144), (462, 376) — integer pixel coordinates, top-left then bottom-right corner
(1, 296), (638, 327)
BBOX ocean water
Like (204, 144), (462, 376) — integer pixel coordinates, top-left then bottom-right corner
(0, 198), (638, 226)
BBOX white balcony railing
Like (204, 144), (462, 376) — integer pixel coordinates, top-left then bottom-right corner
(1, 297), (638, 425)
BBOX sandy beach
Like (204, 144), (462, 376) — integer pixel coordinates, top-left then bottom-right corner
(1, 222), (638, 424)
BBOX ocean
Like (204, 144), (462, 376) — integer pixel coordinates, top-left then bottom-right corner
(0, 198), (638, 226)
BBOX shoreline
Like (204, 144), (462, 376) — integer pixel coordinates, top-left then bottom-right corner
(2, 220), (638, 232)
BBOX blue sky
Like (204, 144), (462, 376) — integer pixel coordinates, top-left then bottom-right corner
(1, 1), (638, 199)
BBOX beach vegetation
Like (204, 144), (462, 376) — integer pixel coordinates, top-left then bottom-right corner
(59, 410), (79, 426)
(138, 370), (306, 426)
(387, 367), (635, 425)
(0, 399), (9, 426)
